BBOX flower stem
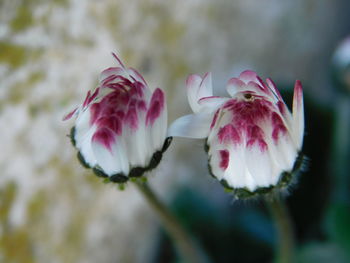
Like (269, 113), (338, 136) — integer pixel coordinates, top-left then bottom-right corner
(266, 195), (295, 263)
(134, 180), (209, 263)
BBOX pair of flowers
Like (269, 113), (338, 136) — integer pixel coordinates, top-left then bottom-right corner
(64, 54), (304, 198)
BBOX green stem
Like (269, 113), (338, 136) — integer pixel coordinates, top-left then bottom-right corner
(134, 180), (209, 263)
(266, 195), (295, 263)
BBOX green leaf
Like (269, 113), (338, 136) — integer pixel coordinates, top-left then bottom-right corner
(296, 242), (348, 263)
(326, 203), (350, 259)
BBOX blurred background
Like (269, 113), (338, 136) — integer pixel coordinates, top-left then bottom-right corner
(1, 0), (350, 262)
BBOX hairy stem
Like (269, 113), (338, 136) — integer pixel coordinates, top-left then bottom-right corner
(134, 180), (209, 263)
(267, 196), (295, 263)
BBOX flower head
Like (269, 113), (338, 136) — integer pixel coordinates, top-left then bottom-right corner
(169, 70), (304, 198)
(64, 53), (170, 183)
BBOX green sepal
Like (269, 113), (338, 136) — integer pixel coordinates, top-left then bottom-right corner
(118, 183), (126, 191)
(70, 126), (76, 147)
(77, 151), (90, 169)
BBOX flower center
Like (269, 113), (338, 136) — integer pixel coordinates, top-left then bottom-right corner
(243, 93), (254, 101)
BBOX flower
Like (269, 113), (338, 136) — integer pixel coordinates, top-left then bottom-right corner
(64, 53), (171, 183)
(169, 70), (304, 198)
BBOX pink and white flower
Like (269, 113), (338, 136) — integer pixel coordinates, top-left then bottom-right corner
(169, 71), (304, 197)
(64, 54), (170, 183)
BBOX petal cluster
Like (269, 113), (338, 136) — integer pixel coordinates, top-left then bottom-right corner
(169, 70), (304, 196)
(64, 54), (169, 182)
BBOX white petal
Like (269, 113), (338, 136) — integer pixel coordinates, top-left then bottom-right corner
(226, 78), (245, 97)
(91, 129), (129, 176)
(208, 148), (226, 181)
(226, 77), (267, 98)
(168, 112), (213, 138)
(186, 73), (213, 113)
(124, 114), (150, 168)
(74, 109), (97, 167)
(197, 72), (213, 99)
(273, 137), (297, 172)
(210, 142), (273, 191)
(257, 117), (297, 181)
(266, 132), (297, 183)
(238, 70), (258, 83)
(186, 74), (203, 113)
(276, 101), (293, 134)
(215, 144), (255, 191)
(198, 96), (229, 112)
(207, 106), (233, 144)
(128, 68), (148, 86)
(266, 78), (282, 102)
(245, 146), (273, 187)
(99, 67), (126, 82)
(150, 100), (167, 151)
(76, 126), (97, 167)
(75, 109), (91, 138)
(146, 88), (168, 151)
(292, 80), (304, 149)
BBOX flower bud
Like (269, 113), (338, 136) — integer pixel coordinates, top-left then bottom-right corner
(64, 54), (170, 183)
(169, 71), (305, 198)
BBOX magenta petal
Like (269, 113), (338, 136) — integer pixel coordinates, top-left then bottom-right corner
(146, 88), (165, 126)
(137, 100), (147, 111)
(293, 80), (303, 108)
(198, 96), (222, 103)
(112, 52), (126, 69)
(256, 76), (268, 90)
(89, 103), (102, 125)
(293, 80), (304, 148)
(197, 96), (228, 110)
(271, 112), (287, 142)
(246, 138), (268, 152)
(63, 108), (77, 121)
(219, 150), (230, 170)
(87, 88), (99, 105)
(82, 90), (91, 108)
(92, 127), (116, 152)
(125, 107), (139, 130)
(96, 116), (122, 135)
(246, 125), (264, 141)
(210, 108), (220, 129)
(277, 101), (286, 116)
(218, 124), (241, 145)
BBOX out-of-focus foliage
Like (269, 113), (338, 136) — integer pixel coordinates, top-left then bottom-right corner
(326, 204), (350, 260)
